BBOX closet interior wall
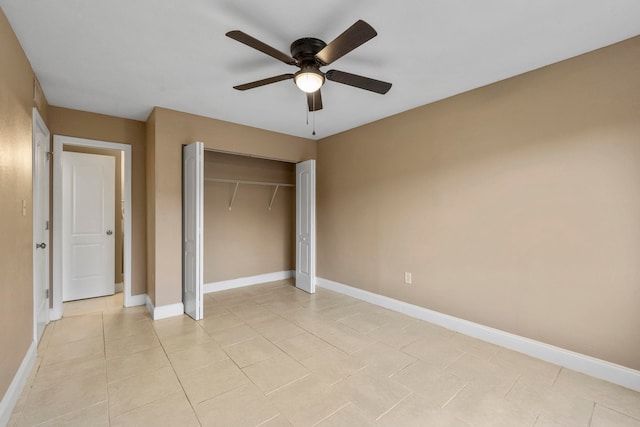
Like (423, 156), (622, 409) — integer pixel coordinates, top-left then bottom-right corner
(203, 151), (295, 284)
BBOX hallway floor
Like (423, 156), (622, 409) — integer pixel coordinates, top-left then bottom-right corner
(9, 280), (640, 426)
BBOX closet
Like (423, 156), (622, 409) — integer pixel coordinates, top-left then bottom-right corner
(182, 142), (316, 321)
(203, 151), (296, 285)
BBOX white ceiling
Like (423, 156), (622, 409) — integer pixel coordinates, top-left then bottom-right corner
(2, 1), (639, 139)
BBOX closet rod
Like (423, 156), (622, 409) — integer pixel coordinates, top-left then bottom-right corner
(205, 177), (294, 187)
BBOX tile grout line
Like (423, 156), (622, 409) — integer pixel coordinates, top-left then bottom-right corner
(37, 401), (109, 427)
(504, 374), (522, 398)
(32, 300), (120, 425)
(310, 401), (353, 427)
(441, 382), (469, 409)
(440, 350), (467, 372)
(255, 412), (283, 426)
(596, 402), (640, 422)
(155, 321), (205, 427)
(550, 366), (563, 387)
(375, 391), (413, 422)
(386, 358), (416, 379)
(530, 414), (539, 427)
(388, 358), (421, 382)
(329, 363), (368, 387)
(265, 373), (312, 396)
(101, 311), (112, 426)
(219, 333), (263, 350)
(587, 401), (596, 426)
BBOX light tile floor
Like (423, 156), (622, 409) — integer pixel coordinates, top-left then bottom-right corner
(9, 279), (640, 427)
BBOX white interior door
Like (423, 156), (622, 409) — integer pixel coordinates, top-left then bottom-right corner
(62, 151), (115, 301)
(33, 108), (50, 342)
(183, 141), (204, 320)
(296, 159), (316, 294)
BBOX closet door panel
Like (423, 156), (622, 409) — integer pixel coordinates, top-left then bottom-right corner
(296, 159), (316, 294)
(183, 141), (204, 320)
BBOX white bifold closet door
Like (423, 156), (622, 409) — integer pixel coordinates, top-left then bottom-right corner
(296, 159), (316, 294)
(183, 141), (204, 320)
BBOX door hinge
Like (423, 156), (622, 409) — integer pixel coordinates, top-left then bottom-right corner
(45, 289), (49, 299)
(45, 220), (49, 231)
(46, 152), (52, 160)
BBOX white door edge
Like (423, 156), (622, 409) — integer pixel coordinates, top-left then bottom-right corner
(182, 141), (204, 320)
(52, 135), (132, 319)
(32, 108), (50, 341)
(295, 159), (316, 294)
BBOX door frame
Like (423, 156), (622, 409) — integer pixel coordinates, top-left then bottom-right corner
(32, 108), (50, 341)
(52, 135), (132, 319)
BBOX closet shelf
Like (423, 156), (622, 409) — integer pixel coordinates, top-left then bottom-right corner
(204, 178), (294, 211)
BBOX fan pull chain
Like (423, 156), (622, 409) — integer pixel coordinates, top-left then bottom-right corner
(304, 94), (318, 136)
(312, 94), (316, 136)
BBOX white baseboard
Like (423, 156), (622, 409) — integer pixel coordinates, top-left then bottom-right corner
(126, 293), (147, 308)
(204, 270), (295, 294)
(50, 307), (62, 321)
(145, 296), (184, 320)
(0, 341), (37, 427)
(316, 277), (640, 392)
(114, 282), (123, 293)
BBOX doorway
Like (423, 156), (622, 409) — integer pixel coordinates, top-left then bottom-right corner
(52, 135), (132, 320)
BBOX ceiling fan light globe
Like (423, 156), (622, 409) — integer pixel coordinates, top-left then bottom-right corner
(294, 71), (324, 93)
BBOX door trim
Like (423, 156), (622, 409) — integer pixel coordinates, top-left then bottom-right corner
(52, 135), (132, 319)
(32, 107), (50, 341)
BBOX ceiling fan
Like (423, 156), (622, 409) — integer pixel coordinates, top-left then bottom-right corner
(226, 20), (392, 112)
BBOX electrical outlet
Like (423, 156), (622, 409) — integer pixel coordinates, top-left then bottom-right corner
(404, 272), (412, 284)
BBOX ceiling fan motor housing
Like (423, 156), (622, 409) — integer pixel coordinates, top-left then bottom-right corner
(290, 38), (327, 65)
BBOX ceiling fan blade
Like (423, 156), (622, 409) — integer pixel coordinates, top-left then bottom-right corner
(226, 30), (296, 65)
(315, 20), (377, 65)
(307, 90), (323, 111)
(233, 73), (294, 91)
(326, 70), (391, 94)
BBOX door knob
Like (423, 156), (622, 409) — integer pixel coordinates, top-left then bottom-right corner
(36, 242), (46, 249)
(106, 230), (113, 236)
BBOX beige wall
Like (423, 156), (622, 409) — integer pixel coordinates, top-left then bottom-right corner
(48, 107), (147, 296)
(0, 7), (48, 399)
(63, 146), (124, 283)
(317, 36), (640, 370)
(147, 107), (315, 306)
(203, 151), (295, 282)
